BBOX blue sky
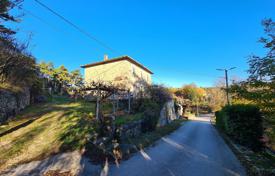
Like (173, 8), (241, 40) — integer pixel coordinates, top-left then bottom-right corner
(9, 0), (275, 87)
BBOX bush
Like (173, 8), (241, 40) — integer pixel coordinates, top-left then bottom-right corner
(147, 84), (172, 106)
(215, 110), (228, 131)
(141, 100), (160, 132)
(131, 97), (145, 113)
(217, 104), (263, 151)
(132, 84), (173, 132)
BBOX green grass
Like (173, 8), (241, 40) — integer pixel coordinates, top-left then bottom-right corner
(0, 82), (24, 93)
(0, 103), (55, 134)
(114, 113), (144, 125)
(0, 96), (81, 135)
(0, 96), (98, 171)
(0, 118), (31, 135)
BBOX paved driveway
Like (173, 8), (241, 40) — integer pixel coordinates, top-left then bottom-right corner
(107, 115), (246, 176)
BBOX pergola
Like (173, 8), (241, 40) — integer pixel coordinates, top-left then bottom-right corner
(81, 81), (131, 121)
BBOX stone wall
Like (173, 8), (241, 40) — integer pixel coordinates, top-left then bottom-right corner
(0, 88), (30, 124)
(119, 99), (180, 136)
(93, 100), (179, 143)
(119, 119), (143, 140)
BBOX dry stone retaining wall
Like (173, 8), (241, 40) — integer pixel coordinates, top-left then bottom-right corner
(0, 88), (30, 124)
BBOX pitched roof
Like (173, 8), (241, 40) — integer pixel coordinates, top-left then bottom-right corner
(81, 55), (153, 74)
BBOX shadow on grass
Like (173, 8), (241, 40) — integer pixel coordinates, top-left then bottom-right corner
(58, 110), (96, 152)
(0, 120), (52, 167)
(0, 119), (36, 137)
(0, 98), (96, 138)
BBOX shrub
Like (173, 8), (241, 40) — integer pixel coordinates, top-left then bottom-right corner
(218, 104), (263, 151)
(131, 97), (145, 113)
(132, 84), (173, 132)
(141, 100), (160, 132)
(226, 105), (263, 151)
(132, 85), (172, 114)
(215, 110), (228, 131)
(146, 84), (172, 106)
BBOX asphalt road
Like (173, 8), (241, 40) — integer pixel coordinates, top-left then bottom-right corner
(107, 115), (246, 176)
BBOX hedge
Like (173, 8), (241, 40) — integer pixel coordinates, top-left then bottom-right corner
(216, 104), (263, 151)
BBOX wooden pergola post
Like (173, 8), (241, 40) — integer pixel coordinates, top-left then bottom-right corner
(128, 90), (131, 114)
(96, 87), (100, 120)
(116, 97), (119, 111)
(112, 91), (116, 115)
(81, 82), (128, 121)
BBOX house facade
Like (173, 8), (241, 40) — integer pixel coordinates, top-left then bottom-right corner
(81, 55), (153, 94)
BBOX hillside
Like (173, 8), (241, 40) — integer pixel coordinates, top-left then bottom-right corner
(0, 96), (101, 171)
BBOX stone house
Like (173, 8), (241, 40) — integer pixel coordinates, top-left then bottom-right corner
(81, 55), (153, 95)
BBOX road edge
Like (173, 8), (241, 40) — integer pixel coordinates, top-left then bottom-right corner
(211, 122), (275, 176)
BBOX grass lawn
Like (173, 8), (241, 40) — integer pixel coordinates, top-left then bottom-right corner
(114, 112), (144, 126)
(0, 82), (24, 93)
(0, 102), (56, 135)
(0, 96), (98, 171)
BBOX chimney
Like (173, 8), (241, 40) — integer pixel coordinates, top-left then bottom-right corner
(104, 54), (108, 61)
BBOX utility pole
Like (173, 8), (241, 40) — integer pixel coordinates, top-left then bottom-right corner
(216, 67), (236, 105)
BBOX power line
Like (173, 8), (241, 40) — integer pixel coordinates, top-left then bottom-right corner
(16, 3), (124, 75)
(19, 6), (60, 32)
(34, 0), (121, 55)
(16, 5), (106, 60)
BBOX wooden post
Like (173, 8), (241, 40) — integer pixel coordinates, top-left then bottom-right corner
(128, 90), (131, 114)
(96, 87), (100, 120)
(116, 97), (119, 111)
(42, 78), (45, 91)
(112, 92), (116, 115)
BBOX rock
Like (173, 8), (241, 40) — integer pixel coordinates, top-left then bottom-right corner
(120, 120), (143, 140)
(176, 103), (183, 118)
(0, 151), (101, 176)
(158, 100), (177, 127)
